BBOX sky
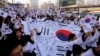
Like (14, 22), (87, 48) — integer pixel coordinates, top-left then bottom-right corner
(7, 0), (57, 5)
(7, 0), (28, 4)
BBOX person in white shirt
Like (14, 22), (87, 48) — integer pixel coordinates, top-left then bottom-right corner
(67, 27), (100, 56)
(22, 30), (36, 56)
(81, 37), (100, 56)
(1, 16), (12, 36)
(71, 44), (83, 56)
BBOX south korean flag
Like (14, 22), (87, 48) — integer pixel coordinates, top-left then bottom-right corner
(0, 10), (8, 18)
(9, 11), (16, 18)
(83, 14), (97, 26)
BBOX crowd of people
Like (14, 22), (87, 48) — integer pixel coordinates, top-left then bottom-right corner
(0, 5), (100, 56)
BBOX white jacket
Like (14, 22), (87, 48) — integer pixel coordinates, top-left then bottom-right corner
(81, 48), (95, 56)
(23, 42), (35, 53)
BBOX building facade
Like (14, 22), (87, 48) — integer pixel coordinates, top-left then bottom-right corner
(0, 0), (8, 7)
(39, 2), (55, 10)
(58, 0), (100, 7)
(58, 0), (100, 13)
(59, 0), (76, 7)
(84, 0), (100, 6)
(29, 0), (39, 9)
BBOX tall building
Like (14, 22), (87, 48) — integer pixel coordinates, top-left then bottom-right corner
(77, 0), (100, 6)
(58, 0), (100, 13)
(84, 0), (100, 6)
(0, 0), (8, 7)
(56, 0), (60, 7)
(59, 0), (76, 7)
(56, 0), (100, 7)
(39, 2), (55, 10)
(76, 0), (84, 6)
(29, 0), (39, 9)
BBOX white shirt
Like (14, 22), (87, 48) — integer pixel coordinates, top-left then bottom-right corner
(21, 21), (30, 35)
(81, 49), (95, 56)
(23, 42), (35, 53)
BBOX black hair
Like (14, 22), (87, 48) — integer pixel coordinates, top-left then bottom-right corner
(32, 16), (36, 20)
(72, 44), (83, 56)
(4, 16), (11, 24)
(0, 40), (22, 56)
(91, 31), (95, 36)
(21, 35), (34, 46)
(70, 16), (75, 21)
(66, 50), (72, 56)
(96, 16), (99, 21)
(21, 15), (26, 21)
(12, 28), (23, 37)
(17, 14), (21, 18)
(45, 15), (52, 21)
(0, 16), (3, 28)
(0, 16), (3, 37)
(97, 36), (100, 45)
(37, 15), (40, 18)
(68, 33), (75, 41)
